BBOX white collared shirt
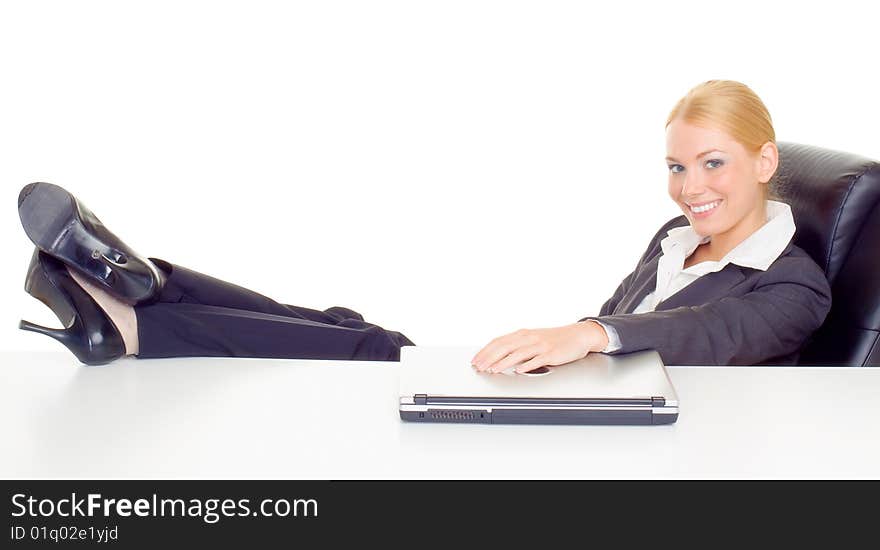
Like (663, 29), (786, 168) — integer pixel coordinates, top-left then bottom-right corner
(593, 199), (797, 352)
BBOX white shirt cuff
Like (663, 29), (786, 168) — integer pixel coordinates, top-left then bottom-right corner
(588, 320), (622, 353)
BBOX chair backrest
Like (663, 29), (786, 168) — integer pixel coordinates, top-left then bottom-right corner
(772, 142), (880, 366)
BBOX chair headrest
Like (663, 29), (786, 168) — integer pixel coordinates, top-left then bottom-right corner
(772, 142), (880, 285)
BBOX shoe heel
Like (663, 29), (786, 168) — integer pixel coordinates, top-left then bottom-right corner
(24, 250), (75, 326)
(19, 250), (126, 366)
(19, 319), (73, 344)
(20, 318), (119, 366)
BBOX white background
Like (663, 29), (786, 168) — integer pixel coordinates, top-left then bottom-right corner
(2, 0), (878, 353)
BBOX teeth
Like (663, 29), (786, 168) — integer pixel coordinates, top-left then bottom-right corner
(691, 200), (721, 213)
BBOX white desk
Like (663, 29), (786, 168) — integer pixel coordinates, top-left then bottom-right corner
(2, 352), (878, 479)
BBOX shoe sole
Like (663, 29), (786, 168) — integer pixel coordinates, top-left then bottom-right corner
(19, 182), (124, 291)
(19, 182), (78, 252)
(18, 182), (165, 304)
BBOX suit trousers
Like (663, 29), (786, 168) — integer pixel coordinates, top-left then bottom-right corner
(133, 258), (415, 362)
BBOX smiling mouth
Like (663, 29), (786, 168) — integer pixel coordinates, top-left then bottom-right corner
(688, 199), (723, 214)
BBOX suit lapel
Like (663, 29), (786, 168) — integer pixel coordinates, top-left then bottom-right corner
(615, 254), (662, 315)
(611, 212), (784, 314)
(654, 264), (747, 311)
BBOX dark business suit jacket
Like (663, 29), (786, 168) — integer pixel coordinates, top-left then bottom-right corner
(579, 215), (833, 366)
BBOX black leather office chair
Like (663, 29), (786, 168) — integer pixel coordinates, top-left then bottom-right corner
(772, 142), (880, 366)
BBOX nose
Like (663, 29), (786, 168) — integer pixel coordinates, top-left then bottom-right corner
(681, 170), (706, 200)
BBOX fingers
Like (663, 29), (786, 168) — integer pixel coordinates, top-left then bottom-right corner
(470, 325), (582, 375)
(471, 329), (531, 372)
(485, 345), (543, 373)
(514, 355), (551, 374)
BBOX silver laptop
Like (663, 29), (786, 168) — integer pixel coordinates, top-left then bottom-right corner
(399, 346), (679, 425)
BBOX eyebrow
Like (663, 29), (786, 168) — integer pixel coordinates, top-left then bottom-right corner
(665, 149), (723, 162)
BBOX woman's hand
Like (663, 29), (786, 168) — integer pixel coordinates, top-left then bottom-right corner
(470, 321), (610, 374)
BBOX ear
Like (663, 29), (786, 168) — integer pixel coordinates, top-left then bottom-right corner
(756, 141), (779, 184)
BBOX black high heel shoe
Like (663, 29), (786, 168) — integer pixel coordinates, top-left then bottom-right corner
(19, 248), (127, 366)
(18, 181), (165, 305)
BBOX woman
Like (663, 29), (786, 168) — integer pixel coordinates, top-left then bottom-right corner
(17, 80), (832, 368)
(472, 80), (832, 372)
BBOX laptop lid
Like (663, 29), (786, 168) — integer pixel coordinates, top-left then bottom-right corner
(398, 346), (679, 425)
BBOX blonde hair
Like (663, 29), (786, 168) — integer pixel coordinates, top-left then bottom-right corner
(666, 80), (777, 199)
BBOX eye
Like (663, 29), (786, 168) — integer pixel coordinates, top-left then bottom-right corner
(667, 164), (683, 174)
(706, 159), (723, 168)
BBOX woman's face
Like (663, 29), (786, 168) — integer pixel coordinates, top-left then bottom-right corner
(665, 118), (774, 240)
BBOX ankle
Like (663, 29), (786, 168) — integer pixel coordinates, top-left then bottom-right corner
(65, 265), (139, 355)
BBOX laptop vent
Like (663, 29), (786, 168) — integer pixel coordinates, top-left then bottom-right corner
(429, 409), (479, 421)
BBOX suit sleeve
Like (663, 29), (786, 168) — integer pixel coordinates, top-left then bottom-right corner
(578, 255), (832, 365)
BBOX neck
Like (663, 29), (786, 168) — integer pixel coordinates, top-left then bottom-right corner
(706, 201), (768, 260)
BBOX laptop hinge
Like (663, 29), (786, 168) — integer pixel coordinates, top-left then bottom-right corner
(651, 396), (666, 407)
(414, 394), (428, 405)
